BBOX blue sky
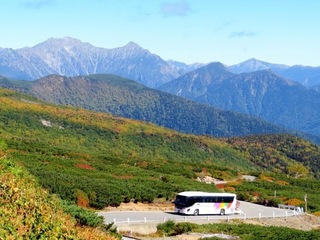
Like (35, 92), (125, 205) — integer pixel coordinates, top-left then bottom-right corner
(0, 0), (319, 66)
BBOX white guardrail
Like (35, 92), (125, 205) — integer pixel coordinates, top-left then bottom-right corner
(108, 209), (303, 225)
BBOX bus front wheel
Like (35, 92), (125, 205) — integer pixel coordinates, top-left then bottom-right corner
(194, 209), (199, 216)
(220, 209), (225, 215)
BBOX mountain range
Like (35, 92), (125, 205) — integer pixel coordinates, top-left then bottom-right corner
(158, 62), (320, 139)
(0, 37), (181, 88)
(228, 58), (320, 88)
(1, 37), (320, 88)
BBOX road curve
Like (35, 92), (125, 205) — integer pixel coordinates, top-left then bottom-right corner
(98, 201), (301, 225)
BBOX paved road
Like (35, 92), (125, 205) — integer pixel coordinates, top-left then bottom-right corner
(98, 201), (300, 225)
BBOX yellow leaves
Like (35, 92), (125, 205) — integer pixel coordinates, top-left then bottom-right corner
(285, 198), (304, 206)
(0, 157), (114, 239)
(259, 174), (275, 182)
(275, 180), (289, 186)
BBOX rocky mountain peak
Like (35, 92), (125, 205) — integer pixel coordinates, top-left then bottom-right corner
(31, 37), (94, 52)
(229, 58), (289, 74)
(123, 41), (142, 50)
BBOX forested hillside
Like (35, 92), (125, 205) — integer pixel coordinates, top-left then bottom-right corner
(227, 134), (320, 178)
(0, 74), (288, 139)
(1, 88), (320, 212)
(159, 62), (320, 140)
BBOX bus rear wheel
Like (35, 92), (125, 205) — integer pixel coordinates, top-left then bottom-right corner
(220, 209), (225, 215)
(194, 209), (199, 216)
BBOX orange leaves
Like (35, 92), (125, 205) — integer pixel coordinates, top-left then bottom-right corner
(75, 189), (89, 208)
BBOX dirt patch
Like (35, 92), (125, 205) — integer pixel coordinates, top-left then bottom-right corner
(240, 214), (320, 231)
(75, 164), (94, 170)
(105, 202), (174, 212)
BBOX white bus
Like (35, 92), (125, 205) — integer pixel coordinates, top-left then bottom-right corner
(174, 191), (237, 216)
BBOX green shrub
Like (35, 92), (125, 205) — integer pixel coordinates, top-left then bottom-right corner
(267, 197), (282, 207)
(173, 222), (197, 235)
(61, 201), (104, 227)
(157, 220), (175, 235)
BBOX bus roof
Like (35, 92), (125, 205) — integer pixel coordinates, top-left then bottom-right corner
(177, 191), (236, 197)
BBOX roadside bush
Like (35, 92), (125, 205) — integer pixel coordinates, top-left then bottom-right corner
(173, 222), (197, 235)
(237, 191), (253, 202)
(61, 201), (103, 227)
(285, 198), (304, 206)
(267, 197), (282, 207)
(157, 221), (197, 236)
(157, 220), (175, 235)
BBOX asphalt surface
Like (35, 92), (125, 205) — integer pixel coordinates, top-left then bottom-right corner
(98, 201), (300, 225)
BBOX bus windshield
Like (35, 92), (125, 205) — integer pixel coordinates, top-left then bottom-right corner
(174, 195), (190, 207)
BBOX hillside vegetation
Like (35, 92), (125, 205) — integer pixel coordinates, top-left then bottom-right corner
(0, 143), (115, 239)
(0, 74), (287, 138)
(1, 88), (320, 212)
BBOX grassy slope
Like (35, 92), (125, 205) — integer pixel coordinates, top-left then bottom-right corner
(1, 88), (320, 212)
(0, 143), (115, 239)
(0, 88), (252, 208)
